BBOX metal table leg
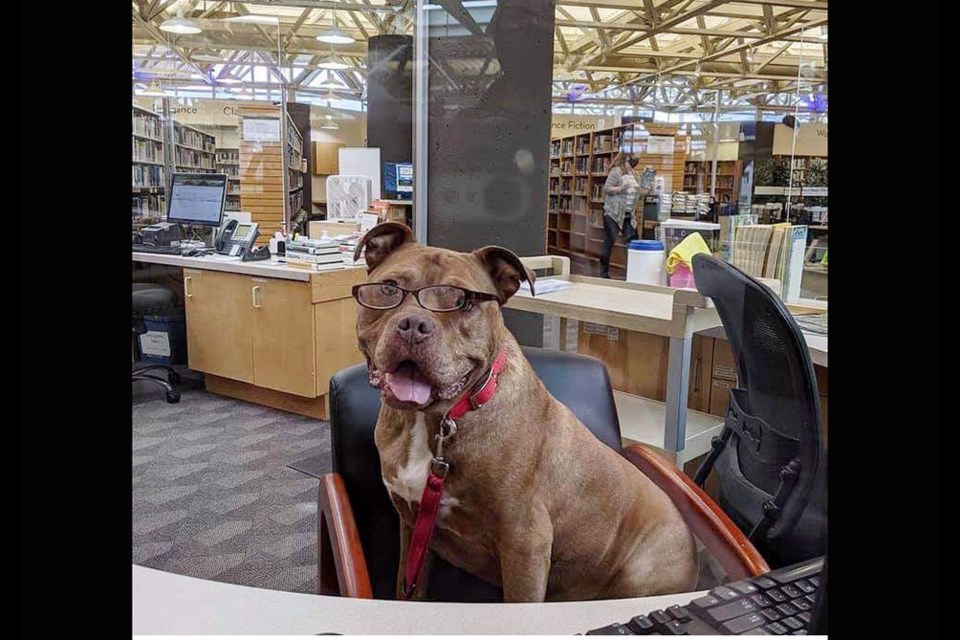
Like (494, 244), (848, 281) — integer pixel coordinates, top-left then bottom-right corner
(663, 334), (693, 467)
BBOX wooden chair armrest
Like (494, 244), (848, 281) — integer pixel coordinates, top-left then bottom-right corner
(622, 444), (770, 580)
(317, 472), (373, 598)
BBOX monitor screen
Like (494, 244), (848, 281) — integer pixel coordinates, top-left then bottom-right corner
(166, 173), (227, 226)
(384, 162), (413, 200)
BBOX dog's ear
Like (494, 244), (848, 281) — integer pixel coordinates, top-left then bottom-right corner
(354, 222), (415, 273)
(473, 246), (536, 302)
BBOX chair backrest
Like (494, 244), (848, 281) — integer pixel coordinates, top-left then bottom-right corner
(329, 347), (622, 601)
(692, 254), (824, 556)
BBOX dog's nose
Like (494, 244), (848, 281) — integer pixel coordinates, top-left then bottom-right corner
(396, 313), (436, 345)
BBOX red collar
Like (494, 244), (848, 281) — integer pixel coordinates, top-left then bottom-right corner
(443, 348), (508, 423)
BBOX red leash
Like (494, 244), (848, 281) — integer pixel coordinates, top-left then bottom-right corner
(401, 349), (508, 599)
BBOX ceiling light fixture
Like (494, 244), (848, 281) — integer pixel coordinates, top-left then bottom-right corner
(217, 77), (242, 84)
(159, 12), (202, 35)
(316, 13), (355, 44)
(320, 120), (340, 130)
(318, 50), (350, 70)
(140, 81), (165, 97)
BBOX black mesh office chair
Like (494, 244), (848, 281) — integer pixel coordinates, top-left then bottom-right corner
(132, 283), (181, 404)
(317, 347), (770, 601)
(691, 254), (827, 568)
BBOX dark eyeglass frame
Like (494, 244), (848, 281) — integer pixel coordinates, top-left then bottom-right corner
(351, 282), (501, 312)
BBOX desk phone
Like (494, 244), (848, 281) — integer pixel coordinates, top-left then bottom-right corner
(216, 220), (259, 256)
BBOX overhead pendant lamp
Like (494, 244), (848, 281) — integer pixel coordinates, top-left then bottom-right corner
(318, 47), (350, 70)
(316, 14), (355, 44)
(141, 81), (165, 97)
(159, 10), (202, 35)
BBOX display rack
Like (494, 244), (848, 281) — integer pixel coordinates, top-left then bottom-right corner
(285, 112), (305, 218)
(547, 123), (688, 277)
(173, 122), (217, 173)
(238, 104), (285, 243)
(132, 104), (166, 224)
(216, 148), (241, 211)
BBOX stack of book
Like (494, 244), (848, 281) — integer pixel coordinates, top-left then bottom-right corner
(285, 238), (345, 271)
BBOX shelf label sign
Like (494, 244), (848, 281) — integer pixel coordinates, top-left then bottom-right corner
(243, 118), (281, 142)
(139, 331), (171, 357)
(646, 136), (675, 155)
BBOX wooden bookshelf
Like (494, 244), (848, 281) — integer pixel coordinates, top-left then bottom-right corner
(285, 112), (305, 218)
(216, 148), (241, 211)
(545, 124), (688, 277)
(238, 103), (286, 244)
(132, 104), (165, 224)
(173, 122), (217, 173)
(681, 159), (742, 204)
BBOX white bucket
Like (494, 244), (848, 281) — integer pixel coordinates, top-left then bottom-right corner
(626, 240), (666, 285)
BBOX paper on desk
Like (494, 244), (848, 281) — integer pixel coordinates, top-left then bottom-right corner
(520, 279), (571, 295)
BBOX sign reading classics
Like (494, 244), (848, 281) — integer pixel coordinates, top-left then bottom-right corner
(243, 118), (281, 142)
(646, 135), (675, 155)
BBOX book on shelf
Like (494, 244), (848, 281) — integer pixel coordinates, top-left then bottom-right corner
(287, 238), (341, 250)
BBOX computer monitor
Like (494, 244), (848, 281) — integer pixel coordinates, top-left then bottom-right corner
(383, 162), (413, 200)
(166, 173), (228, 227)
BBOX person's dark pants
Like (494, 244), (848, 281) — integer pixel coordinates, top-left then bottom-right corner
(600, 215), (637, 277)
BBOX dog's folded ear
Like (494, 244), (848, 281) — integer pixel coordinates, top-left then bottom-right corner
(473, 246), (536, 303)
(355, 222), (416, 273)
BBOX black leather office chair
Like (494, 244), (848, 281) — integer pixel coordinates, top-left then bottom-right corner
(691, 254), (827, 568)
(318, 347), (770, 601)
(132, 283), (181, 404)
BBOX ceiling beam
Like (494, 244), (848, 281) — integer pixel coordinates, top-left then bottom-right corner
(556, 19), (810, 42)
(234, 0), (392, 12)
(131, 9), (215, 84)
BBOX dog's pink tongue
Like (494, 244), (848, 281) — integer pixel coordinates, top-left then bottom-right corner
(386, 363), (432, 405)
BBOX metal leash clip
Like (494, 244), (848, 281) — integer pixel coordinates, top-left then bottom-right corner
(431, 417), (457, 478)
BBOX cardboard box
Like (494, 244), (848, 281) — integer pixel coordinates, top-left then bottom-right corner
(576, 325), (712, 409)
(309, 220), (361, 239)
(708, 377), (735, 417)
(711, 339), (738, 381)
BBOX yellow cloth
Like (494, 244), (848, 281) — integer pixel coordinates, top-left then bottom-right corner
(666, 232), (712, 274)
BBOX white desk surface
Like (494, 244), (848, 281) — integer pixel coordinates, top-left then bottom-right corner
(132, 251), (364, 282)
(133, 565), (707, 635)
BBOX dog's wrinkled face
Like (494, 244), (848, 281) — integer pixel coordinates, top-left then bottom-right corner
(353, 222), (535, 412)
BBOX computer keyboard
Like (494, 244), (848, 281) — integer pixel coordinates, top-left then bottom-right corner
(132, 244), (182, 255)
(584, 557), (823, 635)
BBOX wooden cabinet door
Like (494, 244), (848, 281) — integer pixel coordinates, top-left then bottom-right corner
(313, 142), (342, 175)
(184, 269), (254, 382)
(251, 277), (316, 397)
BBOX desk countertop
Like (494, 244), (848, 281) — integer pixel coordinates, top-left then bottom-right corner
(133, 565), (707, 635)
(132, 251), (364, 282)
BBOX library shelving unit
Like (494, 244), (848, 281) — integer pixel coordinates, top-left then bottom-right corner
(132, 104), (166, 224)
(173, 122), (217, 173)
(547, 123), (688, 277)
(216, 148), (241, 211)
(285, 113), (305, 219)
(238, 103), (285, 243)
(682, 159), (742, 203)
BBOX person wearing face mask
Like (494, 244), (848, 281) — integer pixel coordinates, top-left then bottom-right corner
(600, 154), (641, 278)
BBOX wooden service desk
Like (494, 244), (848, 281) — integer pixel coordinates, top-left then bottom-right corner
(132, 252), (366, 419)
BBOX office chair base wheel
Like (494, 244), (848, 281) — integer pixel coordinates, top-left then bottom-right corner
(165, 390), (181, 404)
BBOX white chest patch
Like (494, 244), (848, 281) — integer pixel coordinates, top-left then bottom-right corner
(383, 412), (460, 524)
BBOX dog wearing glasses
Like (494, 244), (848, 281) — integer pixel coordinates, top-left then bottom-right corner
(352, 222), (697, 602)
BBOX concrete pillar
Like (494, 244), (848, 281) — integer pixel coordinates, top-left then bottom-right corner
(423, 0), (557, 346)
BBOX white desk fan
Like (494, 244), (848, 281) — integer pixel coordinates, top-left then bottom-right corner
(326, 175), (372, 222)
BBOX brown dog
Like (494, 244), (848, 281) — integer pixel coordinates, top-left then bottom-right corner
(353, 222), (697, 602)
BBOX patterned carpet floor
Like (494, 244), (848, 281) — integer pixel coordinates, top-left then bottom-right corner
(132, 390), (332, 593)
